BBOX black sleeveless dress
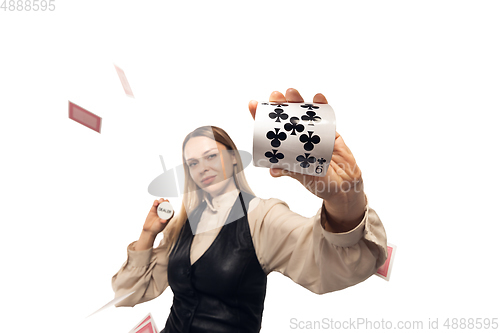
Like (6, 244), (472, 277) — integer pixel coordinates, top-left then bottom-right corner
(161, 191), (268, 333)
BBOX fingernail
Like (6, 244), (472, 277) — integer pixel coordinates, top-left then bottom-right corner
(270, 169), (281, 177)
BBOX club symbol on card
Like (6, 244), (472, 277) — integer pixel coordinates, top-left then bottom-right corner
(269, 108), (289, 123)
(271, 103), (289, 108)
(266, 128), (287, 148)
(264, 149), (284, 163)
(299, 131), (321, 151)
(301, 110), (322, 126)
(300, 103), (319, 111)
(284, 117), (305, 135)
(315, 158), (327, 174)
(296, 153), (316, 168)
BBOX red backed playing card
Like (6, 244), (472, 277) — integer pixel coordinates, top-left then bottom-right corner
(134, 322), (155, 333)
(130, 313), (159, 333)
(134, 314), (151, 331)
(114, 64), (134, 97)
(68, 101), (102, 133)
(375, 243), (396, 281)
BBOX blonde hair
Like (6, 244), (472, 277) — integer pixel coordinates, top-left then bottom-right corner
(161, 125), (254, 258)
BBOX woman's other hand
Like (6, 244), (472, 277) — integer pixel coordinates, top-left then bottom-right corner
(143, 198), (173, 236)
(135, 198), (174, 251)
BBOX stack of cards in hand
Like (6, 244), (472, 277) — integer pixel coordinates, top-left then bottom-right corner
(129, 313), (159, 333)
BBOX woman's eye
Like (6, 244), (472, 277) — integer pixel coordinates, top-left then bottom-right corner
(207, 154), (217, 160)
(189, 162), (197, 167)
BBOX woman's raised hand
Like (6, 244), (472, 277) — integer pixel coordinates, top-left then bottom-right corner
(142, 198), (173, 236)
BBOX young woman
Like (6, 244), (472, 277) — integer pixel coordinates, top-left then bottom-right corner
(112, 88), (387, 333)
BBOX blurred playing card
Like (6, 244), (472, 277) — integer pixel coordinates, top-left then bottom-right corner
(86, 291), (135, 318)
(68, 101), (102, 133)
(114, 64), (134, 97)
(130, 313), (159, 333)
(133, 313), (153, 331)
(375, 243), (397, 281)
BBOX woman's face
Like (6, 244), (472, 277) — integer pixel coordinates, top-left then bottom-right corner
(184, 136), (237, 199)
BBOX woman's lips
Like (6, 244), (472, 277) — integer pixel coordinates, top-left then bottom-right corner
(202, 176), (216, 185)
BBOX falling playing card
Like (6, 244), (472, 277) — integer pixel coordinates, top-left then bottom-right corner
(68, 101), (102, 133)
(86, 291), (135, 318)
(375, 243), (397, 281)
(253, 102), (336, 177)
(130, 313), (159, 333)
(114, 64), (134, 97)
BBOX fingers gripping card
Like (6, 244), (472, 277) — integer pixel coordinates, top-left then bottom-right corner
(253, 102), (336, 177)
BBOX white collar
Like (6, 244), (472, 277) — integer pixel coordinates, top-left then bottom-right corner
(203, 188), (240, 212)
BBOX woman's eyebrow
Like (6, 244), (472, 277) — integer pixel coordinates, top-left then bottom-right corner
(186, 148), (218, 162)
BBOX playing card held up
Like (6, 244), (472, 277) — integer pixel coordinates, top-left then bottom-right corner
(253, 102), (336, 177)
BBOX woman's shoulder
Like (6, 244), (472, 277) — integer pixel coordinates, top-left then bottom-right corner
(246, 195), (310, 248)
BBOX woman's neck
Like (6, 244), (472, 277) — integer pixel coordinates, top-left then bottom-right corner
(205, 179), (238, 204)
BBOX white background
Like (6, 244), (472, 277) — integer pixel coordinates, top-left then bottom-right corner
(1, 1), (499, 332)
